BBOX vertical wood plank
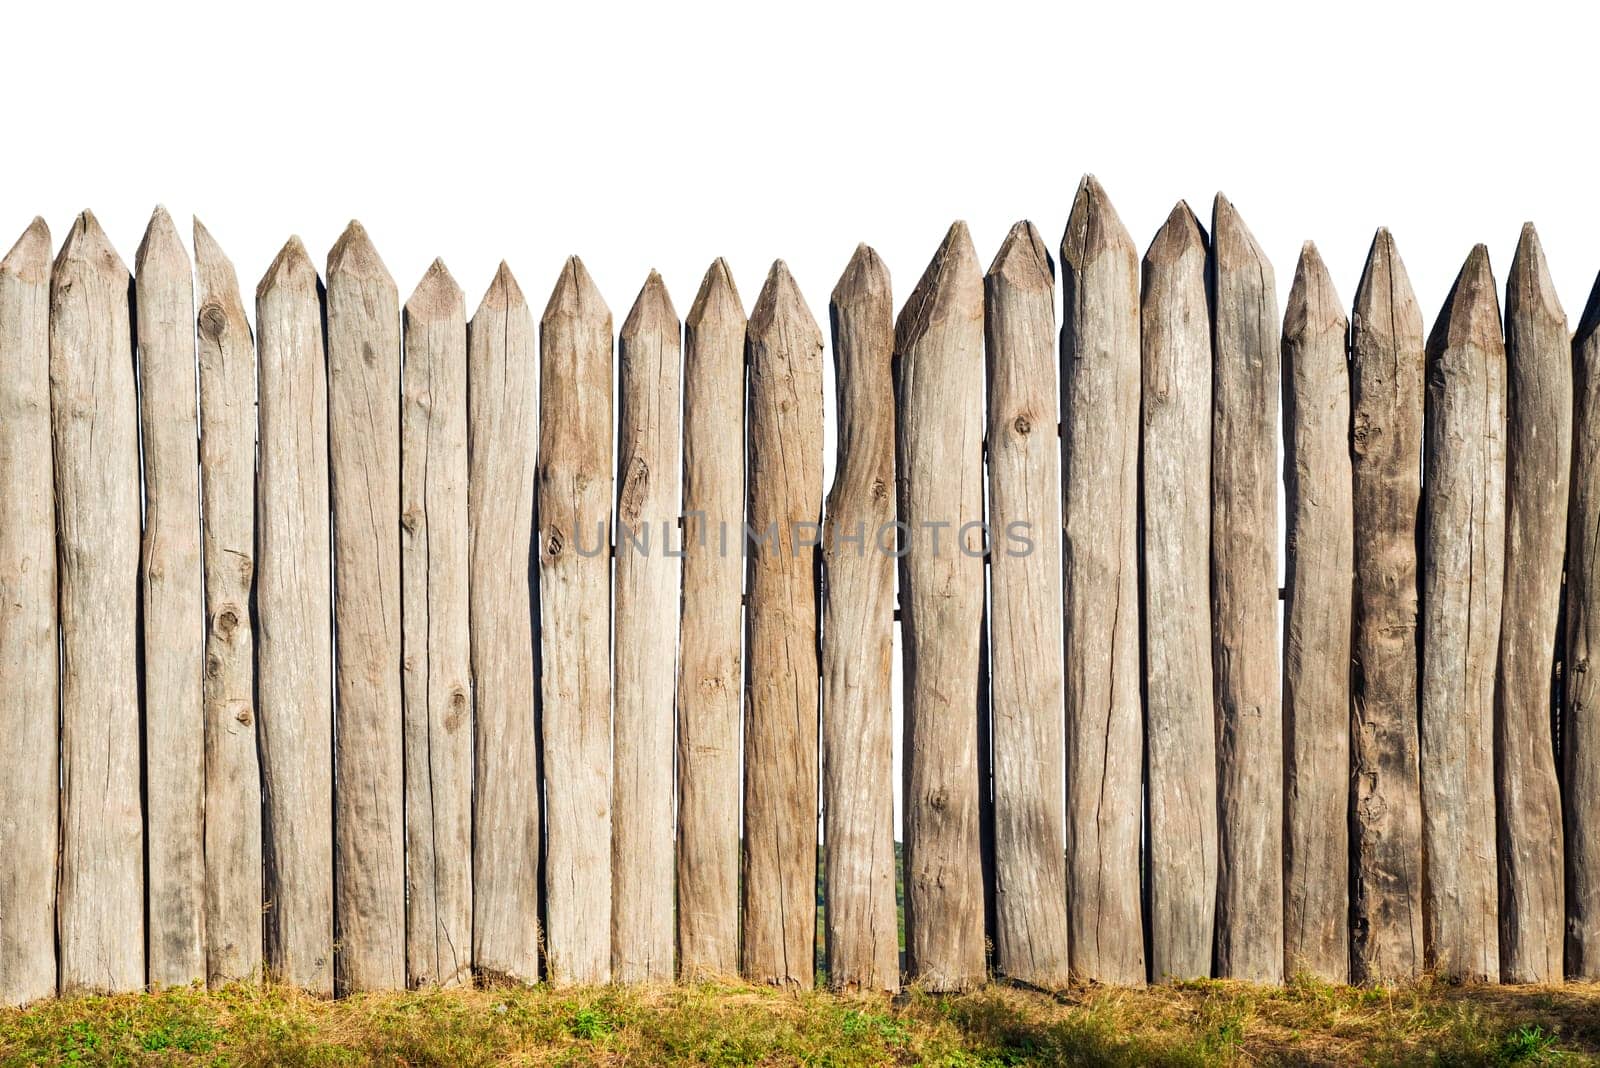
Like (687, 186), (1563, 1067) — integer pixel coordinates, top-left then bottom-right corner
(1566, 270), (1600, 980)
(538, 256), (613, 985)
(1209, 193), (1283, 984)
(1281, 242), (1352, 983)
(467, 262), (540, 984)
(677, 260), (745, 978)
(823, 244), (900, 993)
(1496, 223), (1569, 983)
(0, 217), (57, 1005)
(255, 236), (334, 994)
(1420, 245), (1503, 981)
(51, 210), (144, 994)
(136, 205), (206, 988)
(984, 222), (1068, 987)
(742, 260), (823, 989)
(1140, 202), (1217, 982)
(896, 223), (986, 992)
(1349, 229), (1426, 983)
(402, 260), (473, 988)
(1061, 178), (1145, 985)
(326, 221), (405, 993)
(613, 272), (681, 983)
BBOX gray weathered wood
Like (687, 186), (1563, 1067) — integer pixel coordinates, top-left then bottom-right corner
(613, 271), (681, 983)
(1496, 222), (1569, 984)
(743, 260), (823, 989)
(678, 259), (745, 979)
(51, 211), (145, 994)
(1281, 241), (1351, 983)
(1209, 193), (1283, 984)
(1349, 228), (1426, 984)
(1567, 269), (1600, 980)
(193, 218), (263, 988)
(0, 217), (57, 1005)
(1061, 178), (1145, 985)
(538, 256), (613, 985)
(401, 260), (473, 988)
(256, 236), (334, 994)
(326, 221), (405, 993)
(897, 223), (986, 991)
(823, 244), (900, 993)
(1420, 245), (1504, 982)
(985, 221), (1068, 987)
(467, 262), (540, 984)
(136, 205), (206, 988)
(1140, 202), (1217, 982)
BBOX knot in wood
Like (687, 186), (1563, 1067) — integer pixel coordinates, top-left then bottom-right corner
(1013, 414), (1032, 436)
(199, 302), (229, 341)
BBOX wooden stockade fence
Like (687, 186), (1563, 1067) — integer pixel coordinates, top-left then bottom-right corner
(7, 181), (1600, 1004)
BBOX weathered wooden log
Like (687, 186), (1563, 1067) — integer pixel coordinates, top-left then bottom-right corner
(401, 260), (473, 988)
(822, 244), (900, 993)
(136, 206), (207, 989)
(538, 256), (613, 985)
(613, 271), (681, 983)
(743, 260), (823, 989)
(1567, 268), (1600, 980)
(0, 217), (57, 1006)
(326, 221), (405, 993)
(1209, 193), (1283, 984)
(256, 236), (334, 994)
(678, 259), (745, 979)
(1140, 202), (1217, 982)
(897, 223), (986, 991)
(1281, 241), (1351, 983)
(51, 210), (145, 994)
(467, 262), (540, 984)
(985, 221), (1068, 987)
(1061, 178), (1145, 985)
(1420, 245), (1503, 982)
(1497, 223), (1569, 984)
(1348, 228), (1426, 984)
(193, 218), (263, 988)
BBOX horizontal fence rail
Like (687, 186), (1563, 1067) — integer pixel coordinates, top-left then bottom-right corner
(1, 184), (1599, 1003)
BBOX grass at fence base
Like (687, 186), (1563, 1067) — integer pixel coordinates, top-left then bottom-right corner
(3, 976), (1599, 1067)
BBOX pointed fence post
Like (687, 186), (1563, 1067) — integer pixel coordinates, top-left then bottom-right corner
(0, 218), (57, 1006)
(467, 263), (541, 984)
(1420, 245), (1504, 982)
(256, 236), (334, 994)
(1567, 270), (1600, 981)
(538, 256), (614, 985)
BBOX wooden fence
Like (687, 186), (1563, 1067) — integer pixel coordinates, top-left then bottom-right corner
(1, 180), (1598, 1002)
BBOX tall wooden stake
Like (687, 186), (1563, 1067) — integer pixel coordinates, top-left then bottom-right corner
(1567, 268), (1600, 980)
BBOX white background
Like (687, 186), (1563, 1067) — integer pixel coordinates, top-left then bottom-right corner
(8, 0), (1597, 830)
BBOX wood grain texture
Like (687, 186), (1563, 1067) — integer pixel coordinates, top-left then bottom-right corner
(1420, 245), (1503, 982)
(896, 223), (986, 992)
(1209, 194), (1283, 984)
(985, 221), (1068, 987)
(255, 236), (334, 994)
(1348, 229), (1426, 983)
(51, 210), (145, 994)
(677, 259), (745, 979)
(743, 260), (822, 989)
(823, 245), (900, 993)
(1496, 223), (1568, 984)
(1140, 202), (1217, 982)
(401, 260), (473, 988)
(538, 256), (613, 985)
(326, 221), (405, 993)
(1281, 242), (1351, 983)
(1061, 179), (1145, 985)
(467, 262), (540, 984)
(136, 206), (206, 988)
(612, 272), (681, 983)
(1567, 269), (1600, 980)
(0, 218), (57, 1005)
